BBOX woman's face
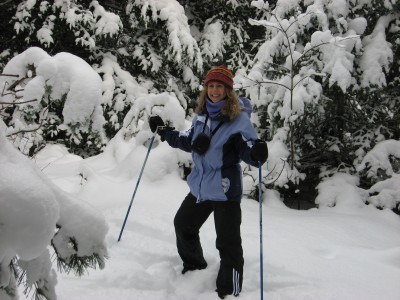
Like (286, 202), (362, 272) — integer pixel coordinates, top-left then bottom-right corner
(207, 81), (227, 103)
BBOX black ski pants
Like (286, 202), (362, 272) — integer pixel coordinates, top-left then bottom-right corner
(174, 192), (243, 296)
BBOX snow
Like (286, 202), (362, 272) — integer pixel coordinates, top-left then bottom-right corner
(359, 15), (395, 88)
(6, 133), (398, 300)
(200, 21), (226, 60)
(91, 1), (123, 37)
(14, 1), (122, 50)
(1, 47), (105, 134)
(1, 1), (399, 297)
(134, 0), (202, 69)
(1, 35), (400, 300)
(0, 127), (59, 263)
(357, 140), (400, 178)
(2, 83), (399, 298)
(0, 119), (108, 300)
(315, 173), (367, 210)
(0, 47), (108, 156)
(348, 17), (368, 35)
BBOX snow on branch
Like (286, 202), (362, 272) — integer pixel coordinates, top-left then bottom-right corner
(354, 140), (400, 210)
(14, 0), (122, 50)
(123, 92), (186, 137)
(0, 47), (106, 155)
(0, 124), (108, 299)
(135, 0), (202, 68)
(200, 20), (226, 61)
(359, 14), (396, 88)
(316, 173), (368, 211)
(368, 174), (400, 210)
(357, 140), (400, 178)
(91, 1), (123, 37)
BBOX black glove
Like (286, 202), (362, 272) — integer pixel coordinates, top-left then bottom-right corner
(149, 116), (165, 133)
(158, 126), (174, 142)
(251, 139), (268, 165)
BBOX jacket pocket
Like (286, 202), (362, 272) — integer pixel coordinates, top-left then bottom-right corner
(221, 164), (242, 201)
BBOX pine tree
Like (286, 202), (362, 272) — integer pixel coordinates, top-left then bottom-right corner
(0, 48), (107, 157)
(0, 1), (18, 70)
(178, 0), (263, 71)
(1, 0), (122, 156)
(243, 0), (400, 209)
(95, 0), (203, 139)
(0, 126), (109, 300)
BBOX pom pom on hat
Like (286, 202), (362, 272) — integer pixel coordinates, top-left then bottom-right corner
(204, 66), (234, 89)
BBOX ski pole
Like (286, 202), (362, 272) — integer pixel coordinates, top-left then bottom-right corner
(118, 131), (157, 242)
(258, 161), (264, 300)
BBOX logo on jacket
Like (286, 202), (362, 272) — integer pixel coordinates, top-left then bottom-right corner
(222, 178), (230, 193)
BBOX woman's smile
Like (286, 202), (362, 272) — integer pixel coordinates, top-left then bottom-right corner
(207, 82), (227, 102)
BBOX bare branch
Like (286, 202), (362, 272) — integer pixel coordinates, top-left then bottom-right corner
(265, 158), (287, 185)
(0, 99), (38, 105)
(266, 62), (290, 73)
(265, 161), (277, 177)
(5, 77), (28, 92)
(6, 125), (42, 137)
(260, 80), (290, 90)
(293, 76), (311, 88)
(242, 75), (291, 90)
(249, 18), (283, 32)
(0, 74), (19, 78)
(285, 12), (314, 32)
(293, 35), (359, 68)
(6, 107), (48, 137)
(0, 0), (14, 7)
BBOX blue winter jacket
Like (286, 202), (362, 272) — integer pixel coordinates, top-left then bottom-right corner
(163, 98), (260, 202)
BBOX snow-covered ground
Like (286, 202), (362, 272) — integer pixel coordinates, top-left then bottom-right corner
(18, 140), (400, 300)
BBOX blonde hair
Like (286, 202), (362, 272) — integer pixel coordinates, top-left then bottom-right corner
(195, 87), (241, 120)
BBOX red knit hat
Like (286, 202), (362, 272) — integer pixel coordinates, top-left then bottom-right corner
(204, 65), (234, 89)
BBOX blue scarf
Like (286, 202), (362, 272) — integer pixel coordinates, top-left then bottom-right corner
(206, 98), (225, 117)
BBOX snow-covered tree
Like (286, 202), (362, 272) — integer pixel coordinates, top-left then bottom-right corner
(179, 0), (263, 70)
(107, 0), (204, 117)
(93, 0), (203, 138)
(0, 1), (17, 70)
(316, 140), (400, 212)
(240, 0), (400, 209)
(2, 0), (262, 143)
(93, 52), (149, 138)
(11, 0), (122, 57)
(0, 47), (106, 157)
(0, 119), (108, 300)
(2, 0), (399, 212)
(94, 0), (264, 136)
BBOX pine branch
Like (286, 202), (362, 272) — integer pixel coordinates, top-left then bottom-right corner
(51, 236), (108, 277)
(55, 251), (106, 276)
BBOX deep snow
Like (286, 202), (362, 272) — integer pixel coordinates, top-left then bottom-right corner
(18, 141), (400, 300)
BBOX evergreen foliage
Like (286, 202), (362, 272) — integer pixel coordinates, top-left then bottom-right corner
(242, 0), (399, 209)
(0, 0), (399, 206)
(1, 1), (400, 298)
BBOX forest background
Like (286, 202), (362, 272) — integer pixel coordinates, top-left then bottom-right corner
(0, 0), (400, 299)
(1, 0), (399, 209)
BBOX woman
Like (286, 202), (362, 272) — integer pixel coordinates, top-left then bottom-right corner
(149, 66), (268, 299)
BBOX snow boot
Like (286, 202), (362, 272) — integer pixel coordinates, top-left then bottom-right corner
(181, 262), (207, 274)
(217, 291), (228, 299)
